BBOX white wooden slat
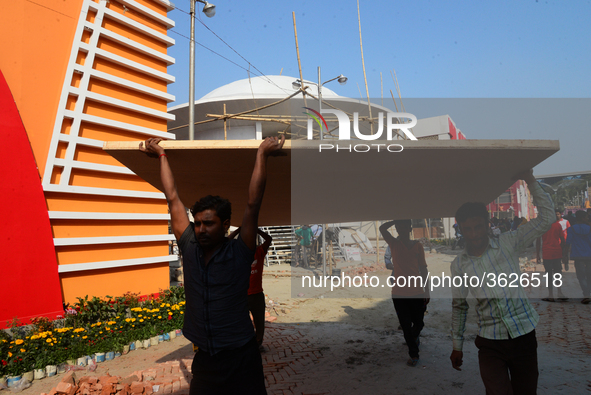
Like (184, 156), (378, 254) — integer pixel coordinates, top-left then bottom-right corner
(48, 211), (171, 220)
(54, 234), (175, 246)
(57, 255), (178, 273)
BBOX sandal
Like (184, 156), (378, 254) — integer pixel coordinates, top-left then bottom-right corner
(406, 357), (420, 367)
(581, 298), (591, 305)
(542, 297), (555, 302)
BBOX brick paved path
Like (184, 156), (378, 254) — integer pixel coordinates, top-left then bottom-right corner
(534, 300), (591, 356)
(261, 324), (326, 395)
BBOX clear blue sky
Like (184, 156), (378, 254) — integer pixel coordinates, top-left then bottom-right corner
(165, 0), (591, 174)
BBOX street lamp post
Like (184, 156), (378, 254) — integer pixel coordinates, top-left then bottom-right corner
(291, 70), (347, 277)
(292, 69), (347, 140)
(317, 67), (346, 277)
(189, 0), (216, 141)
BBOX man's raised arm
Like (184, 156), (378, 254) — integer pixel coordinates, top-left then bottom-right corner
(511, 169), (554, 250)
(140, 138), (189, 241)
(379, 220), (399, 247)
(240, 136), (285, 251)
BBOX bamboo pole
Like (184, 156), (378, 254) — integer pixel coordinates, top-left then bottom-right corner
(389, 89), (399, 112)
(380, 72), (383, 107)
(168, 90), (303, 130)
(375, 221), (379, 266)
(388, 90), (403, 139)
(391, 69), (406, 112)
(357, 0), (373, 134)
(292, 12), (307, 107)
(223, 103), (227, 140)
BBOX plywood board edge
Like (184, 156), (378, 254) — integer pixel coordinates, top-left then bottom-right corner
(104, 139), (558, 152)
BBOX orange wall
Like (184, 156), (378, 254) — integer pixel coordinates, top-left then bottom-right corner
(1, 0), (175, 309)
(60, 263), (170, 304)
(0, 0), (83, 177)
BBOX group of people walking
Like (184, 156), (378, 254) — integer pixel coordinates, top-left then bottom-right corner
(537, 207), (591, 304)
(140, 135), (586, 394)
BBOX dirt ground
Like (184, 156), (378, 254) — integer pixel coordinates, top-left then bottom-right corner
(17, 246), (591, 395)
(261, 246), (591, 394)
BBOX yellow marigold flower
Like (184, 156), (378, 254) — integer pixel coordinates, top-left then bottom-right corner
(116, 316), (120, 319)
(15, 339), (24, 345)
(166, 303), (170, 307)
(20, 349), (26, 353)
(138, 314), (142, 317)
(131, 318), (136, 322)
(97, 322), (102, 326)
(8, 352), (12, 357)
(168, 312), (172, 315)
(105, 327), (110, 331)
(180, 312), (184, 314)
(82, 336), (87, 339)
(108, 321), (116, 325)
(139, 319), (144, 323)
(132, 325), (135, 328)
(158, 316), (162, 319)
(99, 331), (103, 334)
(46, 339), (52, 343)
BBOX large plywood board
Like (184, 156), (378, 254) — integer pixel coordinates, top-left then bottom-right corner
(104, 139), (559, 226)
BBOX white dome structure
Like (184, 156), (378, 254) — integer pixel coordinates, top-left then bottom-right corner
(168, 75), (396, 141)
(197, 75), (340, 103)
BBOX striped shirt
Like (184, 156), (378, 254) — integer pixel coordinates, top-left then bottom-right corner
(451, 181), (554, 351)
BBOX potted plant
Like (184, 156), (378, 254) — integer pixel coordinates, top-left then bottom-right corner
(5, 352), (24, 387)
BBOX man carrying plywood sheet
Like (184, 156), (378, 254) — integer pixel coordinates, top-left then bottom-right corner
(450, 169), (554, 394)
(140, 136), (285, 395)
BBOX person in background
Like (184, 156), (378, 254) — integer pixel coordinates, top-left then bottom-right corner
(229, 227), (272, 349)
(536, 210), (568, 302)
(556, 209), (571, 271)
(566, 211), (591, 304)
(380, 219), (430, 367)
(294, 225), (313, 268)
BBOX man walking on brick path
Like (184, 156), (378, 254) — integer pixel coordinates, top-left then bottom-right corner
(140, 136), (285, 395)
(450, 169), (554, 395)
(379, 219), (430, 367)
(228, 227), (273, 348)
(566, 210), (591, 304)
(536, 209), (568, 302)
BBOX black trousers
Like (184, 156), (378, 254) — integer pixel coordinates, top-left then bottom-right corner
(392, 298), (426, 358)
(475, 330), (538, 395)
(190, 337), (267, 395)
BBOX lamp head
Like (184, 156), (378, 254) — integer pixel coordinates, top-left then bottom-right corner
(292, 79), (302, 89)
(202, 1), (216, 17)
(337, 75), (348, 85)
